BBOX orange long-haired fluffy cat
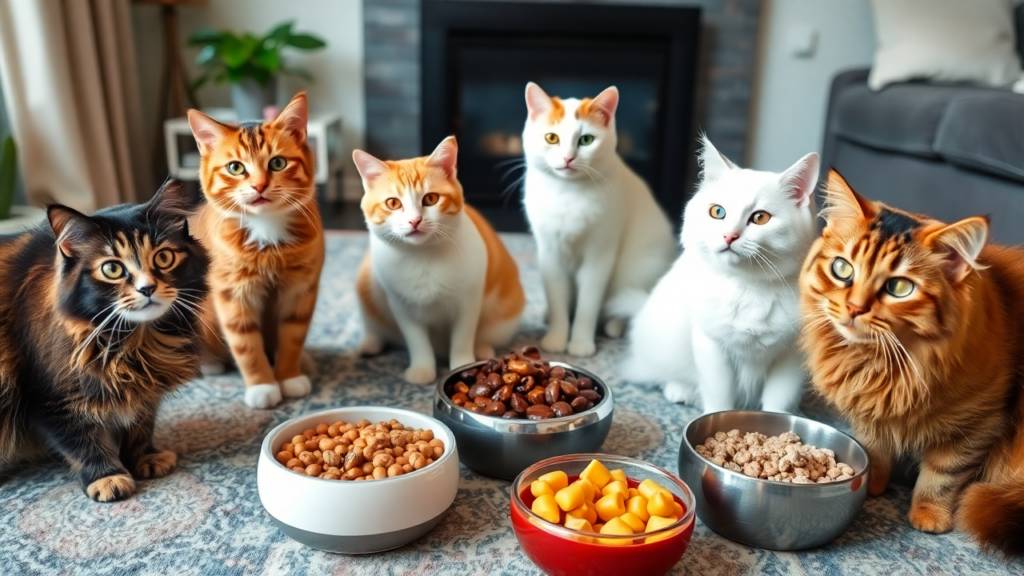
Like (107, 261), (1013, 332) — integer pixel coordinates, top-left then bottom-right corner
(352, 136), (525, 384)
(801, 170), (1024, 556)
(187, 92), (324, 409)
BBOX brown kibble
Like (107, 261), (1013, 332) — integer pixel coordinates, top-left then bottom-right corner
(493, 384), (513, 403)
(387, 463), (404, 477)
(455, 381), (470, 395)
(502, 371), (521, 386)
(305, 464), (322, 476)
(502, 410), (521, 419)
(486, 372), (502, 389)
(520, 345), (541, 359)
(468, 382), (491, 399)
(275, 451), (294, 465)
(550, 401), (572, 418)
(319, 438), (337, 452)
(315, 423), (329, 435)
(291, 435), (307, 446)
(526, 404), (555, 420)
(510, 393), (530, 413)
(304, 439), (319, 451)
(545, 381), (561, 404)
(291, 465), (306, 473)
(577, 377), (594, 389)
(303, 428), (317, 440)
(570, 396), (588, 412)
(559, 381), (579, 398)
(362, 461), (375, 474)
(526, 387), (547, 405)
(373, 466), (388, 480)
(298, 451), (317, 466)
(433, 446), (444, 459)
(549, 366), (566, 380)
(285, 458), (301, 469)
(327, 424), (341, 438)
(451, 392), (470, 406)
(484, 401), (506, 416)
(373, 453), (395, 469)
(323, 450), (341, 468)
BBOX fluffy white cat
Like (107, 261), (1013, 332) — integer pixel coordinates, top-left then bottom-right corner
(521, 82), (676, 357)
(625, 138), (819, 414)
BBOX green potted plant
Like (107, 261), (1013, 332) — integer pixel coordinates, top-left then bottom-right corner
(0, 136), (46, 234)
(189, 21), (326, 120)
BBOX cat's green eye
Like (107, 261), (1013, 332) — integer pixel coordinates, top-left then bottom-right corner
(268, 157), (287, 172)
(100, 261), (125, 280)
(544, 133), (560, 145)
(831, 257), (854, 281)
(578, 134), (595, 146)
(709, 205), (726, 219)
(227, 161), (246, 176)
(154, 249), (175, 270)
(885, 277), (915, 298)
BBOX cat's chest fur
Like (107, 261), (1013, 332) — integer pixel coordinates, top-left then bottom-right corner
(524, 171), (620, 245)
(238, 212), (294, 249)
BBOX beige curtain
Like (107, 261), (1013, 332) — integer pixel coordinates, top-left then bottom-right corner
(0, 0), (149, 213)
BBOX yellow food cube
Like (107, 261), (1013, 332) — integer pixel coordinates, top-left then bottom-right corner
(574, 479), (596, 502)
(539, 470), (569, 492)
(601, 480), (629, 498)
(619, 512), (646, 533)
(644, 515), (678, 544)
(609, 469), (627, 483)
(531, 480), (554, 498)
(628, 488), (639, 499)
(593, 523), (603, 532)
(673, 502), (684, 518)
(598, 516), (635, 546)
(647, 491), (676, 518)
(555, 483), (585, 512)
(564, 516), (595, 533)
(626, 495), (650, 522)
(595, 492), (626, 522)
(580, 459), (613, 488)
(638, 478), (672, 500)
(567, 502), (598, 525)
(532, 493), (561, 524)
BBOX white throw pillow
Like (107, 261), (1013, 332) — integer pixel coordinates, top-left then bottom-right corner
(869, 0), (1024, 93)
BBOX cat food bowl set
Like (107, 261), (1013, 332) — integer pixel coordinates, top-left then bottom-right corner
(257, 406), (460, 554)
(510, 454), (697, 576)
(678, 410), (870, 550)
(433, 360), (615, 480)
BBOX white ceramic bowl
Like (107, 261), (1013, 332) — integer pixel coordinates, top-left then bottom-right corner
(257, 406), (461, 554)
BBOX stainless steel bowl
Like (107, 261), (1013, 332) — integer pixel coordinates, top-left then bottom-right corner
(678, 411), (869, 550)
(433, 360), (614, 480)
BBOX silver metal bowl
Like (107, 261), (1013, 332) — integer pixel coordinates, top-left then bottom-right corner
(433, 360), (614, 480)
(678, 411), (870, 550)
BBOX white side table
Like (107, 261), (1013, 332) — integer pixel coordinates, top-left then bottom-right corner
(164, 109), (345, 202)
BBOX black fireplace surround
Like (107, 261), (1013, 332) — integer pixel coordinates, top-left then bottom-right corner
(421, 0), (701, 231)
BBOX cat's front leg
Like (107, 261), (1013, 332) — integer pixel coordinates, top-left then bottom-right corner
(692, 327), (737, 413)
(391, 300), (437, 385)
(274, 281), (319, 399)
(214, 288), (281, 409)
(858, 432), (893, 497)
(538, 246), (572, 353)
(567, 244), (616, 357)
(910, 440), (987, 533)
(449, 288), (483, 370)
(43, 414), (135, 502)
(120, 408), (176, 480)
(760, 351), (806, 414)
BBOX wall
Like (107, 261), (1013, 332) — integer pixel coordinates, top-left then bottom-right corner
(747, 0), (875, 172)
(130, 0), (364, 197)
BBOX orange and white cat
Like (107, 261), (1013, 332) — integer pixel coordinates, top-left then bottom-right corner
(187, 92), (325, 409)
(352, 136), (525, 384)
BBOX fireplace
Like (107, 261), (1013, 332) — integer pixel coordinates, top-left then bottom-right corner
(421, 0), (701, 231)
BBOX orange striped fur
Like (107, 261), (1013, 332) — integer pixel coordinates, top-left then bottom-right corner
(187, 93), (324, 408)
(800, 170), (1024, 555)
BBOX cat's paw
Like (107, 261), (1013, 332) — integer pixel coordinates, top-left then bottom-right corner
(358, 335), (385, 357)
(604, 318), (626, 339)
(868, 465), (891, 497)
(281, 375), (312, 398)
(908, 501), (954, 533)
(86, 473), (136, 502)
(200, 362), (226, 376)
(663, 382), (697, 404)
(474, 343), (495, 360)
(404, 365), (437, 385)
(245, 383), (282, 409)
(567, 339), (597, 357)
(540, 331), (568, 353)
(134, 450), (177, 480)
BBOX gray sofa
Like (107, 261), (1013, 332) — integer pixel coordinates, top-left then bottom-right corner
(820, 5), (1024, 245)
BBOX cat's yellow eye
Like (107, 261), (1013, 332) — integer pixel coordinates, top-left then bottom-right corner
(750, 211), (771, 225)
(154, 249), (175, 270)
(578, 134), (595, 146)
(100, 261), (125, 280)
(385, 197), (402, 210)
(709, 205), (726, 219)
(831, 257), (854, 281)
(885, 277), (915, 298)
(422, 193), (439, 207)
(268, 157), (287, 172)
(227, 161), (246, 176)
(545, 133), (560, 145)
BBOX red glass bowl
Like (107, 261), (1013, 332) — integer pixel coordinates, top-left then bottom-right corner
(510, 454), (696, 576)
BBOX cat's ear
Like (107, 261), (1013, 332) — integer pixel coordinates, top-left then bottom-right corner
(822, 169), (875, 229)
(47, 205), (96, 258)
(274, 91), (309, 140)
(426, 136), (458, 178)
(780, 152), (820, 209)
(697, 135), (735, 183)
(589, 86), (619, 126)
(924, 216), (989, 284)
(352, 149), (389, 187)
(525, 82), (553, 120)
(187, 109), (230, 155)
(147, 179), (198, 219)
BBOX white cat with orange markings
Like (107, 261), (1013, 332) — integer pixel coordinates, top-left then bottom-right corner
(352, 136), (526, 384)
(522, 82), (675, 357)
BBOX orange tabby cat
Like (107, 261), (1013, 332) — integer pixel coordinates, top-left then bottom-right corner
(353, 136), (525, 384)
(800, 170), (1024, 556)
(187, 92), (325, 409)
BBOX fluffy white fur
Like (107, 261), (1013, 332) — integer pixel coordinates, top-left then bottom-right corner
(354, 139), (521, 385)
(625, 138), (819, 414)
(521, 82), (676, 357)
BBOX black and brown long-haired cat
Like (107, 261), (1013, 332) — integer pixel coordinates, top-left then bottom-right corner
(0, 180), (209, 502)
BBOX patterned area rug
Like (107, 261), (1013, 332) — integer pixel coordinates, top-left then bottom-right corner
(2, 231), (1021, 576)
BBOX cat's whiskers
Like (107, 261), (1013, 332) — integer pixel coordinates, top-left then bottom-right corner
(74, 301), (129, 366)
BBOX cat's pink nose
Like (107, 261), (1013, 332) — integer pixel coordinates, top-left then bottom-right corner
(252, 181), (268, 193)
(409, 216), (423, 230)
(563, 157), (575, 167)
(847, 302), (869, 318)
(724, 233), (740, 245)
